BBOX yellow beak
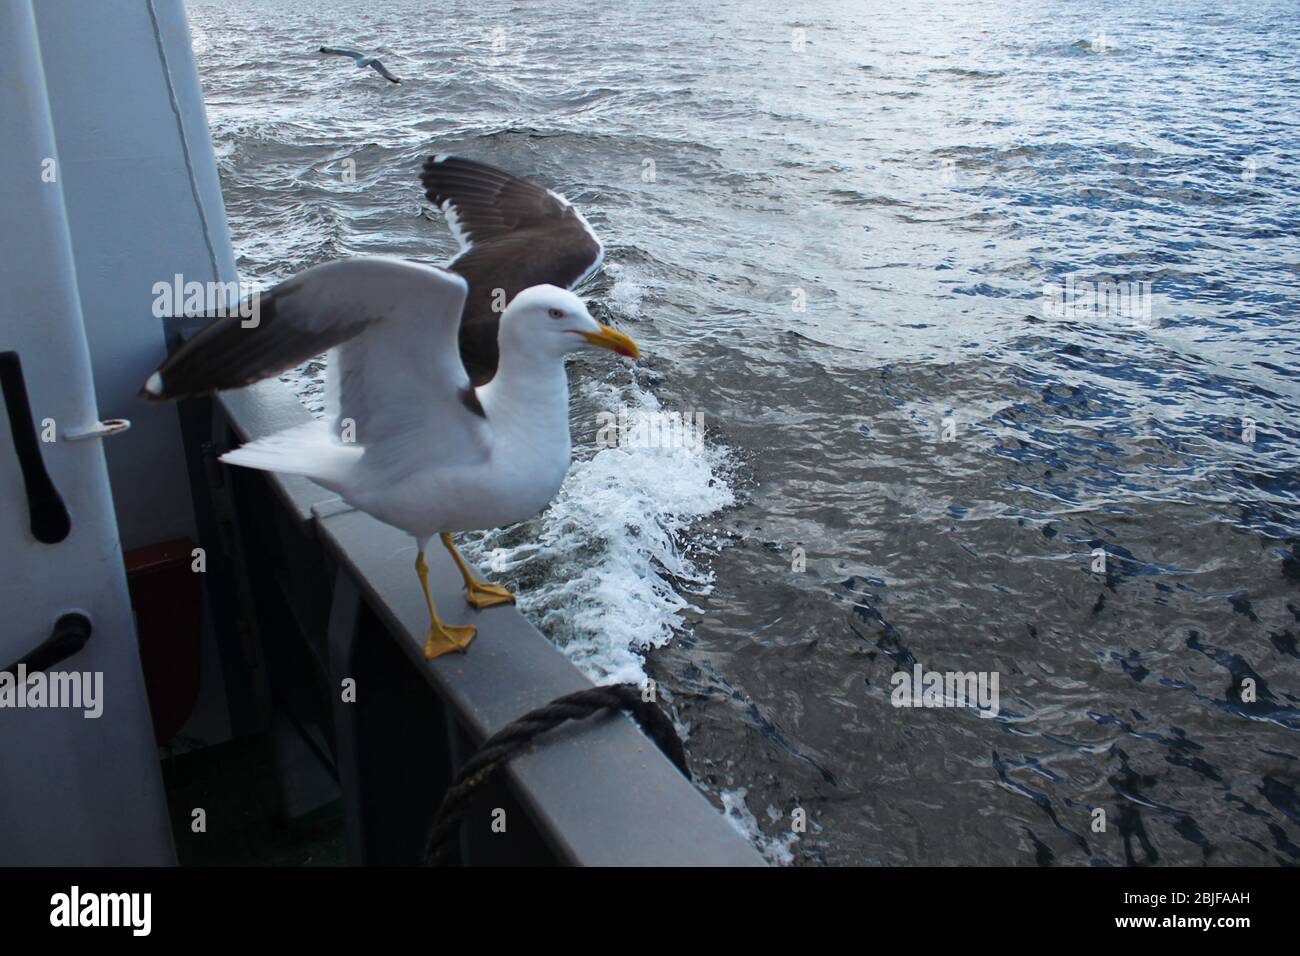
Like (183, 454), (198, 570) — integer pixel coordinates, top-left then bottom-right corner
(579, 324), (640, 360)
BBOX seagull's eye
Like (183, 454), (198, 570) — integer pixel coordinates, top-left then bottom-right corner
(548, 308), (565, 320)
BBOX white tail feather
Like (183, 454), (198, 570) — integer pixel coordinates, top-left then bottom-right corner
(220, 421), (362, 485)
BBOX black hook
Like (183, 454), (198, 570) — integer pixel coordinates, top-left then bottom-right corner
(0, 350), (71, 544)
(5, 613), (93, 674)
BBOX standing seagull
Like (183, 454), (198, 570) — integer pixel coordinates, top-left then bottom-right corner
(139, 159), (637, 659)
(319, 46), (401, 83)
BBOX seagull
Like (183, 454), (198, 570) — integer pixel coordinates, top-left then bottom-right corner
(319, 46), (400, 83)
(140, 159), (638, 660)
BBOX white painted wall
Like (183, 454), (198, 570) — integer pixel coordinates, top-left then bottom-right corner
(0, 0), (174, 865)
(34, 0), (239, 550)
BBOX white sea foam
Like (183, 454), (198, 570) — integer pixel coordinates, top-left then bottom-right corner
(719, 788), (799, 866)
(603, 261), (645, 315)
(461, 375), (735, 684)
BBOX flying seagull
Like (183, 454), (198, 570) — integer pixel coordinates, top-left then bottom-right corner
(421, 155), (605, 386)
(140, 161), (637, 660)
(319, 46), (400, 83)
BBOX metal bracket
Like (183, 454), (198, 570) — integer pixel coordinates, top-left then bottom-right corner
(65, 418), (131, 440)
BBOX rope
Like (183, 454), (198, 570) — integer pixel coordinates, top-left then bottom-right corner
(421, 683), (688, 866)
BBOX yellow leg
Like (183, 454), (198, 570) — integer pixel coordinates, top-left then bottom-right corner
(416, 549), (476, 659)
(440, 532), (516, 609)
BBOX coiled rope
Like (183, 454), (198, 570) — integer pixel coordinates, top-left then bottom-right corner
(421, 683), (688, 866)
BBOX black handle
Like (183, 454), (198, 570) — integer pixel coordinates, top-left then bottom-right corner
(0, 350), (71, 543)
(5, 613), (92, 674)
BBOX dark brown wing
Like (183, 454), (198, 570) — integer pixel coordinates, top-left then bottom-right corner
(420, 155), (604, 385)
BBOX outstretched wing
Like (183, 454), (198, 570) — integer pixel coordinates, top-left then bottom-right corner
(142, 257), (488, 461)
(368, 59), (400, 82)
(420, 155), (604, 385)
(320, 46), (364, 61)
